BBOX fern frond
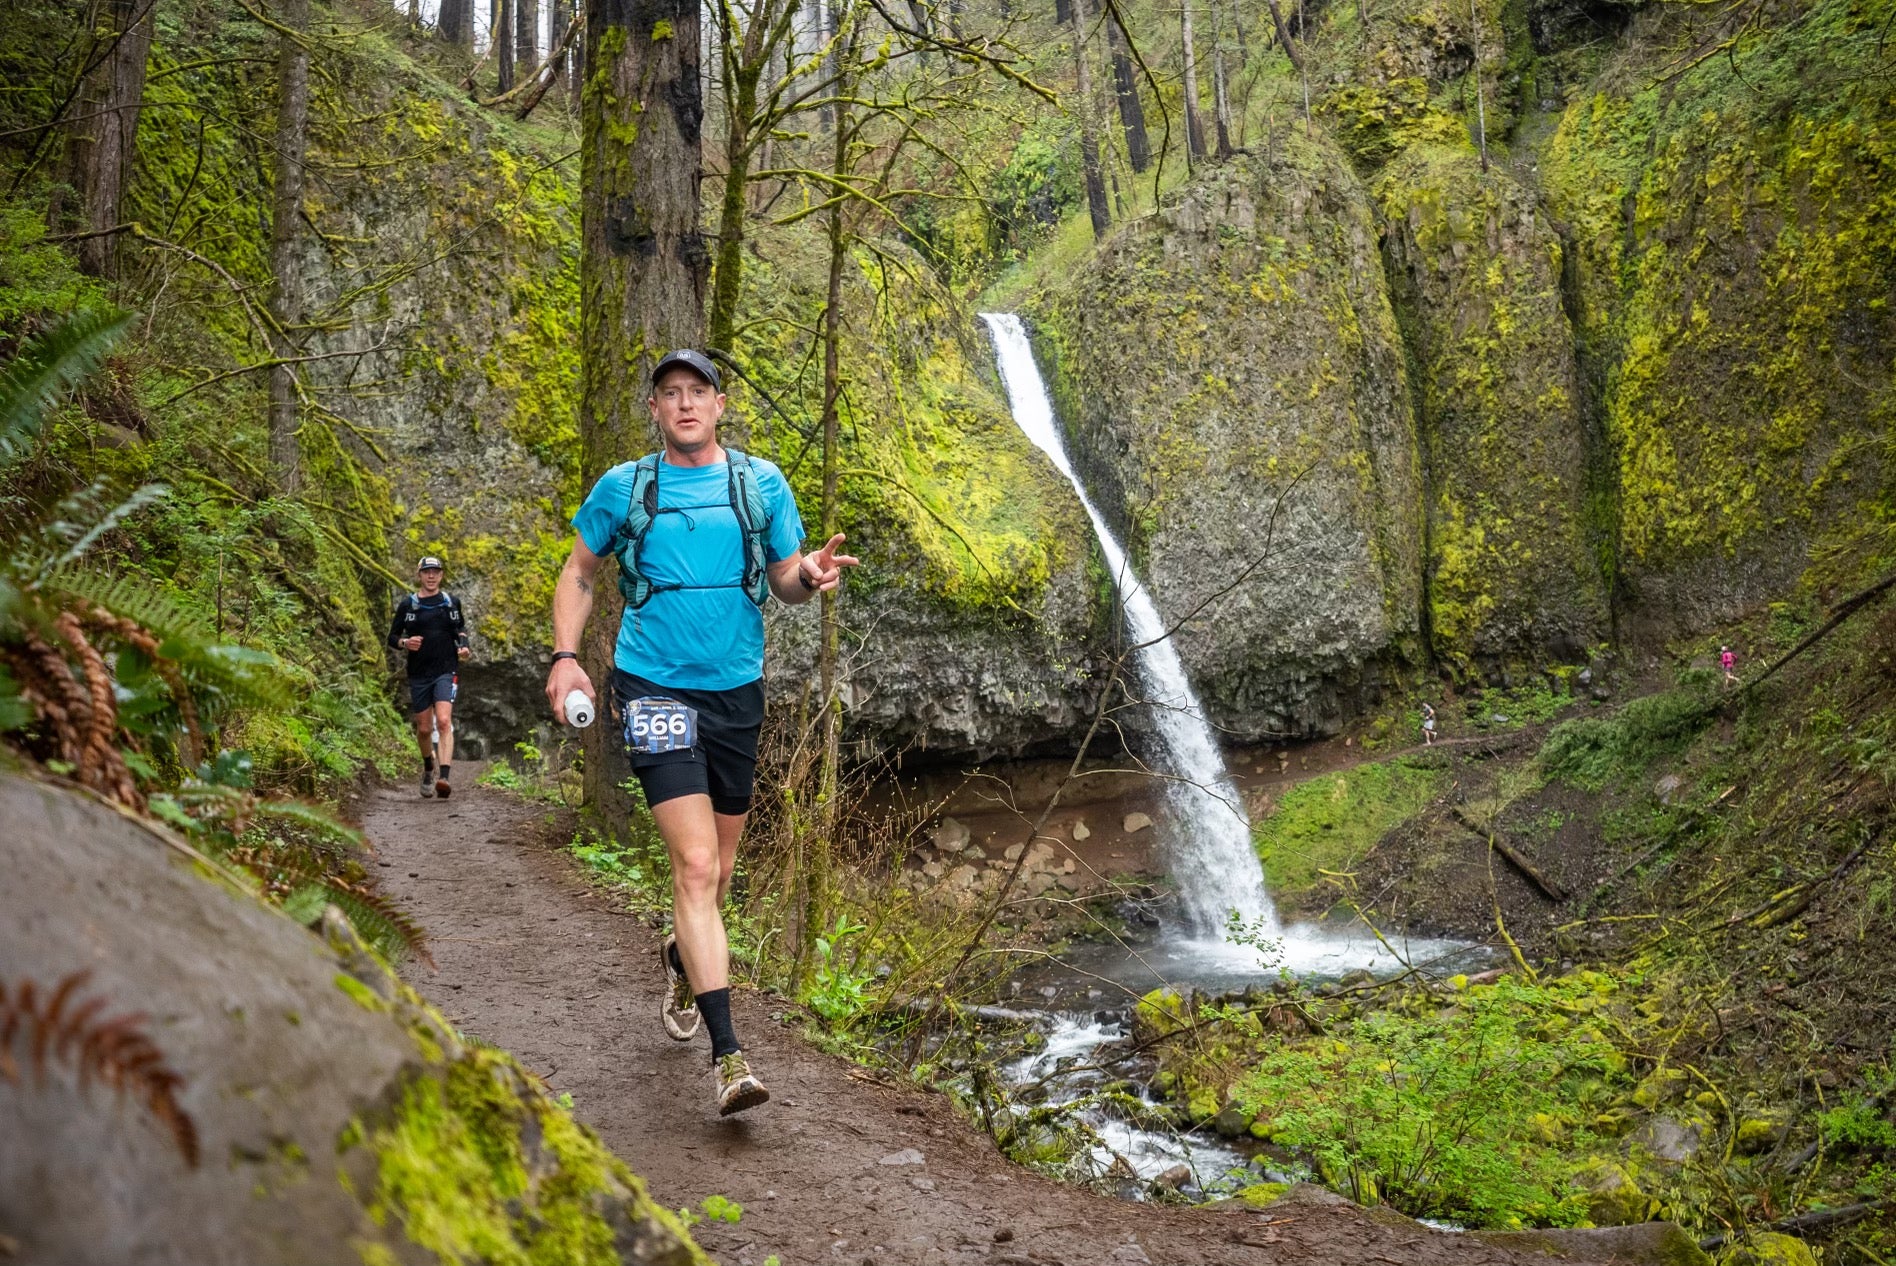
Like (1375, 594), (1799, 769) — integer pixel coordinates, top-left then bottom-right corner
(0, 970), (200, 1167)
(0, 308), (135, 467)
(249, 799), (364, 850)
(327, 886), (434, 969)
(33, 482), (169, 577)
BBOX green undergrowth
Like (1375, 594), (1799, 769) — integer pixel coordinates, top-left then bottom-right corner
(1253, 758), (1442, 910)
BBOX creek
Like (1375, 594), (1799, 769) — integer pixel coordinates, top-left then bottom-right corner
(970, 314), (1478, 1199)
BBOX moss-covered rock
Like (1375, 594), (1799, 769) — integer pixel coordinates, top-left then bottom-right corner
(1719, 1232), (1820, 1266)
(1033, 136), (1426, 739)
(0, 771), (704, 1266)
(1377, 143), (1609, 668)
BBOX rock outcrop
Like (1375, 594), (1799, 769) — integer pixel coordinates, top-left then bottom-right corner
(1377, 144), (1609, 666)
(0, 771), (703, 1266)
(1034, 137), (1426, 739)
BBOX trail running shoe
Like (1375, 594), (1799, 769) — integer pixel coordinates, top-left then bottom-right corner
(715, 1051), (769, 1116)
(661, 934), (700, 1041)
(435, 772), (452, 799)
(419, 768), (435, 798)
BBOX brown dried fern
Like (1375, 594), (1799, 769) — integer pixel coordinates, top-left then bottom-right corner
(0, 970), (199, 1167)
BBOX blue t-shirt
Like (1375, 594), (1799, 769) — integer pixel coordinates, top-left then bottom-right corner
(573, 453), (806, 690)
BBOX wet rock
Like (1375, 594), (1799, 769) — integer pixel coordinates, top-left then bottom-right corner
(933, 817), (971, 852)
(1004, 843), (1025, 862)
(963, 845), (987, 862)
(1150, 1164), (1192, 1192)
(921, 861), (944, 880)
(1213, 1105), (1251, 1138)
(1056, 873), (1081, 892)
(945, 865), (979, 891)
(1072, 820), (1091, 840)
(1123, 812), (1153, 834)
(1655, 774), (1684, 804)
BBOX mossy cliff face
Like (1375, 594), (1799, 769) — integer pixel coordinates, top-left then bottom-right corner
(1377, 144), (1609, 667)
(0, 771), (703, 1266)
(746, 231), (1103, 757)
(285, 52), (582, 754)
(1033, 138), (1425, 739)
(1540, 0), (1896, 633)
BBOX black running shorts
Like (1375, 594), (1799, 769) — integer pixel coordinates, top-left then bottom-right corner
(409, 672), (457, 715)
(610, 669), (764, 816)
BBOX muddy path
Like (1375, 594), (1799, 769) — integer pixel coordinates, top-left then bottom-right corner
(363, 773), (1631, 1266)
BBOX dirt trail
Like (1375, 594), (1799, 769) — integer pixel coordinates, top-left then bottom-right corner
(364, 774), (1624, 1266)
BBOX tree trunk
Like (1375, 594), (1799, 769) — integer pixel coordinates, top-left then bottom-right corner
(807, 67), (849, 987)
(1107, 14), (1150, 174)
(1263, 0), (1302, 73)
(495, 0), (515, 91)
(267, 0), (310, 490)
(707, 47), (766, 410)
(1209, 0), (1233, 157)
(439, 0), (474, 46)
(549, 0), (570, 91)
(517, 0), (538, 71)
(1069, 0), (1110, 238)
(578, 0), (707, 821)
(1179, 0), (1206, 160)
(64, 0), (156, 277)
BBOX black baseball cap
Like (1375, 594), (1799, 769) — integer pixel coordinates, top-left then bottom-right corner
(651, 349), (721, 391)
(417, 556), (444, 571)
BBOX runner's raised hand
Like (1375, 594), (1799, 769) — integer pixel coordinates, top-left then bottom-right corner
(798, 533), (860, 593)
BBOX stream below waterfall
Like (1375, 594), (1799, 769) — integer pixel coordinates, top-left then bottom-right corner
(969, 314), (1484, 1200)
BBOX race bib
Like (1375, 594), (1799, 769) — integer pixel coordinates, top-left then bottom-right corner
(623, 697), (698, 755)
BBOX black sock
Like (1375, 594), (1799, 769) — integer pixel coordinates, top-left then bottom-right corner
(438, 764), (451, 779)
(423, 757), (434, 774)
(695, 988), (740, 1060)
(667, 939), (686, 979)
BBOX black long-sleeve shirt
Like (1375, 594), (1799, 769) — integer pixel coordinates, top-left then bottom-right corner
(386, 592), (468, 680)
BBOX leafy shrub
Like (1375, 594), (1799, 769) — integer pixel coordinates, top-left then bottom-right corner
(1537, 688), (1712, 790)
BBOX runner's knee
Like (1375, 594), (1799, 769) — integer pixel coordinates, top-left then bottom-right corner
(673, 846), (719, 898)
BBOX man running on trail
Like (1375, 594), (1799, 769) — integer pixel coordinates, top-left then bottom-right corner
(387, 556), (471, 799)
(543, 348), (857, 1117)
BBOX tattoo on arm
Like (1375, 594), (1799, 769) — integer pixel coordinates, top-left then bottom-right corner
(575, 575), (593, 595)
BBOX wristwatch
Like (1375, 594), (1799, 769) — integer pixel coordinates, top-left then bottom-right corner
(550, 650), (577, 666)
(798, 564), (820, 592)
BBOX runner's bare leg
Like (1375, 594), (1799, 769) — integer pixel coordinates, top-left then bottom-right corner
(431, 699), (455, 767)
(654, 794), (729, 992)
(715, 812), (746, 906)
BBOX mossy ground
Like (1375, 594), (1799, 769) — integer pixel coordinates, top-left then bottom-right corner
(1252, 758), (1442, 913)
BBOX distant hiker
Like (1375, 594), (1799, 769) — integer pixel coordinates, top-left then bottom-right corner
(387, 556), (470, 799)
(1421, 702), (1438, 745)
(544, 349), (857, 1117)
(1721, 644), (1738, 687)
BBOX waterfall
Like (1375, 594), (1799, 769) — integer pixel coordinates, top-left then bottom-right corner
(980, 313), (1276, 935)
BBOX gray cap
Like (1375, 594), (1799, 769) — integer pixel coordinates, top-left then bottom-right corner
(417, 556), (444, 571)
(651, 349), (721, 391)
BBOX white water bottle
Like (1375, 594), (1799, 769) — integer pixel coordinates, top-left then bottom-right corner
(564, 690), (595, 729)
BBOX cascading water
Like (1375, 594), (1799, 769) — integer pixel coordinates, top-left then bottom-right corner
(980, 313), (1274, 935)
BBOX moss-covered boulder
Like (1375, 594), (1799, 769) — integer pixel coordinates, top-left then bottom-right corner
(0, 770), (703, 1266)
(1034, 136), (1425, 738)
(1719, 1232), (1819, 1266)
(1377, 144), (1609, 668)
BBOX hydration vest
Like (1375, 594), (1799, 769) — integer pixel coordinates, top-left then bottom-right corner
(612, 450), (772, 612)
(404, 591), (463, 629)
